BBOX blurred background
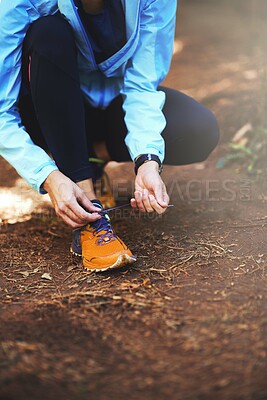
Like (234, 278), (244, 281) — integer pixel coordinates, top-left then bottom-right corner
(168, 0), (267, 171)
(1, 2), (267, 400)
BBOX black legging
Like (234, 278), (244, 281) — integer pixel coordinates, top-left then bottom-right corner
(19, 14), (219, 183)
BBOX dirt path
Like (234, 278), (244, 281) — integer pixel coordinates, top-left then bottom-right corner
(1, 2), (267, 400)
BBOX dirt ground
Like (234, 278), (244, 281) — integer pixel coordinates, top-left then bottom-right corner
(1, 1), (267, 400)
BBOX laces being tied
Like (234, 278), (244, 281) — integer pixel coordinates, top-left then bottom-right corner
(90, 213), (116, 246)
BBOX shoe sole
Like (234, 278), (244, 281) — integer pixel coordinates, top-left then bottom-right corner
(84, 253), (136, 272)
(70, 246), (82, 257)
(70, 247), (136, 273)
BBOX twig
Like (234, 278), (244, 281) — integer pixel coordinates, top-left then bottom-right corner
(47, 230), (62, 238)
(168, 254), (194, 270)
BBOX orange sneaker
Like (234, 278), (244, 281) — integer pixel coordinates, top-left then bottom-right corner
(71, 200), (136, 272)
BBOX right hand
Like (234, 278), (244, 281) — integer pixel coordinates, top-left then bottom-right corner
(43, 171), (101, 228)
(130, 161), (169, 214)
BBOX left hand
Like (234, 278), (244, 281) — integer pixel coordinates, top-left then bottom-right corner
(130, 161), (169, 214)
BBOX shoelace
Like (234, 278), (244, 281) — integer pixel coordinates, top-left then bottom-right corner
(88, 214), (116, 246)
(99, 203), (174, 215)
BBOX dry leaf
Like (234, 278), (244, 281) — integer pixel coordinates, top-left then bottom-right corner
(41, 273), (52, 281)
(232, 123), (252, 143)
(19, 271), (29, 277)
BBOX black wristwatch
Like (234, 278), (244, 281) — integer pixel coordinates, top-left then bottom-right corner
(134, 154), (163, 175)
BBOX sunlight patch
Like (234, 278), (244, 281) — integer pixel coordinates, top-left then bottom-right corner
(173, 39), (184, 55)
(0, 178), (51, 224)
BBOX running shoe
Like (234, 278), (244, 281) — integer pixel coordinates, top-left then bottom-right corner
(71, 200), (136, 272)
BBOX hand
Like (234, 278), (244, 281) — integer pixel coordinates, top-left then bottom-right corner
(130, 161), (169, 214)
(43, 171), (101, 228)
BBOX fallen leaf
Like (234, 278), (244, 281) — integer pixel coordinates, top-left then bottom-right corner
(232, 123), (252, 143)
(41, 273), (52, 281)
(19, 271), (29, 277)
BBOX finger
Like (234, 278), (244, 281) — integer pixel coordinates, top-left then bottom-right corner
(130, 198), (137, 208)
(68, 203), (101, 225)
(149, 194), (166, 214)
(134, 191), (146, 213)
(69, 199), (101, 223)
(142, 189), (154, 213)
(57, 202), (86, 225)
(57, 208), (86, 229)
(162, 188), (170, 205)
(77, 190), (103, 213)
(57, 200), (100, 226)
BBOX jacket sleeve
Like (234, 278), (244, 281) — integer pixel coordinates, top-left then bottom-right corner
(121, 0), (177, 163)
(0, 1), (58, 193)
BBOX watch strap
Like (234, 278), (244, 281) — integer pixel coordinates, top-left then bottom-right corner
(134, 154), (163, 175)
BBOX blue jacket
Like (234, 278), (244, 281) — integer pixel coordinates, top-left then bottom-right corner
(0, 0), (177, 192)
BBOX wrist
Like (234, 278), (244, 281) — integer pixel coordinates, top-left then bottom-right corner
(42, 170), (62, 192)
(134, 154), (163, 175)
(137, 160), (159, 174)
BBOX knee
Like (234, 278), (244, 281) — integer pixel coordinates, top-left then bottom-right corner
(205, 110), (220, 149)
(28, 15), (76, 59)
(194, 107), (220, 159)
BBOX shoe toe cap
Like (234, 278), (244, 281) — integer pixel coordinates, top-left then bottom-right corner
(83, 249), (136, 270)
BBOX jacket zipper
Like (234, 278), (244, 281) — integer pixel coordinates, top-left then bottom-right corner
(70, 0), (98, 70)
(70, 0), (106, 108)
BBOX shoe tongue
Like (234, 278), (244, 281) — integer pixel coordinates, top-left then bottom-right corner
(91, 199), (103, 210)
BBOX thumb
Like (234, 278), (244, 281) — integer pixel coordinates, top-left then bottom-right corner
(155, 184), (169, 207)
